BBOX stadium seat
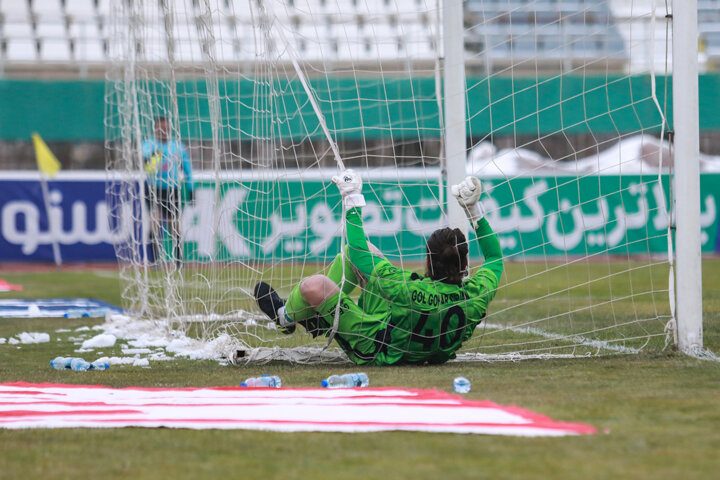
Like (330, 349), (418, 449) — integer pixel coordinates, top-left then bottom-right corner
(5, 38), (37, 61)
(400, 23), (433, 59)
(64, 0), (97, 22)
(0, 1), (30, 22)
(35, 21), (67, 40)
(213, 37), (238, 63)
(217, 22), (239, 44)
(75, 38), (106, 62)
(69, 20), (102, 44)
(236, 34), (257, 60)
(227, 1), (254, 22)
(2, 21), (34, 40)
(703, 31), (720, 55)
(512, 35), (537, 58)
(361, 0), (388, 15)
(373, 38), (399, 60)
(96, 0), (111, 21)
(297, 25), (325, 60)
(39, 38), (73, 61)
(485, 35), (510, 59)
(31, 0), (65, 20)
(175, 39), (204, 63)
(0, 0), (633, 71)
(141, 28), (169, 62)
(326, 0), (358, 16)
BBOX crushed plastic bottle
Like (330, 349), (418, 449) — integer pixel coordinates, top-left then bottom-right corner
(241, 374), (282, 388)
(70, 358), (92, 371)
(86, 308), (108, 318)
(91, 360), (110, 370)
(51, 357), (109, 371)
(453, 376), (471, 394)
(50, 356), (71, 370)
(321, 373), (369, 388)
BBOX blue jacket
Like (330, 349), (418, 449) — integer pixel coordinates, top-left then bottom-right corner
(142, 139), (193, 191)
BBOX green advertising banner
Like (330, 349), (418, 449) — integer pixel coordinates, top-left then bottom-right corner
(180, 173), (719, 261)
(3, 74), (720, 141)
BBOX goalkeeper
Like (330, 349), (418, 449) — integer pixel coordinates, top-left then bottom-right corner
(142, 116), (194, 266)
(254, 170), (503, 365)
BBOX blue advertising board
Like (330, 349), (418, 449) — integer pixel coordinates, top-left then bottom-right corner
(0, 174), (133, 262)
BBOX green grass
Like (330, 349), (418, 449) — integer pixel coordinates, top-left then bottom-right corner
(0, 260), (719, 479)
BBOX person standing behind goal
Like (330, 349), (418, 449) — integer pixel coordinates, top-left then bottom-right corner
(254, 170), (503, 365)
(142, 116), (194, 266)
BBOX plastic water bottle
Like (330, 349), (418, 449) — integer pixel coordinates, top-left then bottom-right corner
(241, 374), (282, 388)
(70, 358), (92, 371)
(50, 357), (71, 370)
(453, 376), (471, 393)
(63, 311), (89, 319)
(321, 373), (369, 388)
(91, 360), (110, 370)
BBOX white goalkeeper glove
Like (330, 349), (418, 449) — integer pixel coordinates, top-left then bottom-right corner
(332, 169), (366, 209)
(451, 176), (484, 227)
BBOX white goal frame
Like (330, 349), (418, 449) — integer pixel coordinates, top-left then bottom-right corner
(671, 0), (703, 354)
(104, 0), (707, 362)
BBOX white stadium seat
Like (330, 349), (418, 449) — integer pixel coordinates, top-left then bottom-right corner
(141, 28), (169, 62)
(333, 23), (359, 43)
(174, 39), (204, 62)
(35, 21), (67, 39)
(0, 0), (671, 69)
(39, 38), (73, 61)
(2, 21), (34, 39)
(74, 38), (106, 62)
(31, 0), (65, 19)
(5, 38), (37, 61)
(361, 0), (389, 15)
(217, 22), (239, 44)
(64, 0), (97, 21)
(0, 1), (30, 22)
(226, 1), (253, 22)
(96, 0), (112, 19)
(213, 37), (238, 63)
(69, 20), (102, 43)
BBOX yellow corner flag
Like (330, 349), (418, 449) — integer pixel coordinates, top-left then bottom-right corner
(32, 133), (61, 178)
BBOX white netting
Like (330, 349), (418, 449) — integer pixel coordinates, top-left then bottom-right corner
(106, 0), (682, 364)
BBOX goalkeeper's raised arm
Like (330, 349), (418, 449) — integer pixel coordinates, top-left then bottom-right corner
(451, 176), (504, 294)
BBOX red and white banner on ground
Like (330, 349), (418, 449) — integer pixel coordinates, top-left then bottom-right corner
(0, 278), (22, 292)
(0, 382), (595, 436)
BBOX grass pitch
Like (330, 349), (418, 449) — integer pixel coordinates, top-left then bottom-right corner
(0, 259), (718, 479)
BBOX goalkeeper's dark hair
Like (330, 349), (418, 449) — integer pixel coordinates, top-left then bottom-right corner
(426, 227), (468, 285)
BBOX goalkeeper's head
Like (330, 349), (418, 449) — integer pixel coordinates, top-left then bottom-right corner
(154, 116), (170, 143)
(426, 228), (468, 286)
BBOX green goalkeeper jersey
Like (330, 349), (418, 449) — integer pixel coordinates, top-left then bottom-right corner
(346, 207), (504, 364)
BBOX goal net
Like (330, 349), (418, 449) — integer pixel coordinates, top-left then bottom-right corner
(106, 0), (683, 364)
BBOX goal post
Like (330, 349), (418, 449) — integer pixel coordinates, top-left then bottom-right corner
(443, 0), (469, 235)
(672, 0), (704, 353)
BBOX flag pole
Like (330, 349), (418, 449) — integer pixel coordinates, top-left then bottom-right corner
(32, 133), (63, 268)
(38, 173), (62, 268)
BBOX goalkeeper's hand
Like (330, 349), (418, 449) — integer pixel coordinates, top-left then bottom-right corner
(144, 151), (162, 175)
(451, 176), (484, 226)
(332, 169), (366, 209)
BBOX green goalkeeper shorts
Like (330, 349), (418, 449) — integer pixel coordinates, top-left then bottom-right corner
(315, 291), (404, 366)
